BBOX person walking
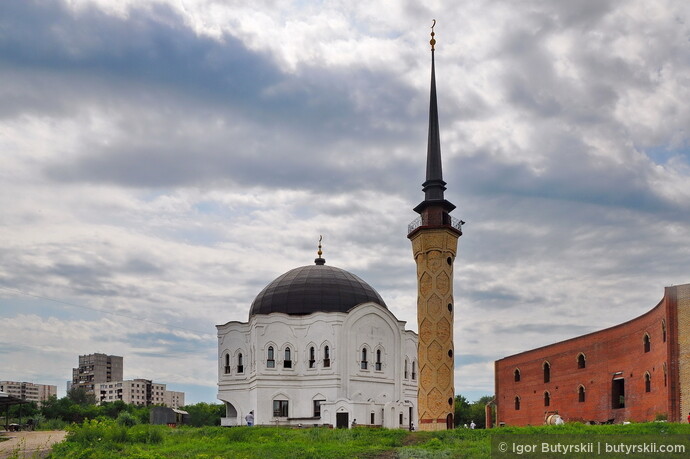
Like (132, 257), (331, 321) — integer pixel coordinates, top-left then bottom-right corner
(470, 420), (476, 429)
(245, 411), (254, 427)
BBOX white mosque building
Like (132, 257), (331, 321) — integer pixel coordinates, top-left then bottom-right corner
(217, 250), (418, 428)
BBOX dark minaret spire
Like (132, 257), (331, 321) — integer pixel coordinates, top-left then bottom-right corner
(424, 23), (446, 203)
(411, 20), (460, 231)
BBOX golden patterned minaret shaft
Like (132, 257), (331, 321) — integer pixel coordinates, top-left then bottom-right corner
(407, 21), (463, 431)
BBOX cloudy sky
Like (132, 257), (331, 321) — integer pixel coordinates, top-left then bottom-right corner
(1, 0), (689, 405)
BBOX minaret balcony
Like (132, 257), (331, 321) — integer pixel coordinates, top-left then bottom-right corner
(408, 213), (463, 235)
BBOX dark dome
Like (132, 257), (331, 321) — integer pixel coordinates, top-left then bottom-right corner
(249, 263), (387, 317)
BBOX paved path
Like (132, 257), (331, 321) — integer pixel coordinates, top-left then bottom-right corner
(0, 431), (67, 459)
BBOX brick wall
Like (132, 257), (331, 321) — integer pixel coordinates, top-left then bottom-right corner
(495, 286), (681, 426)
(675, 285), (690, 422)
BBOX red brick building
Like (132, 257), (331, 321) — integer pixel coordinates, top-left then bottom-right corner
(495, 283), (690, 425)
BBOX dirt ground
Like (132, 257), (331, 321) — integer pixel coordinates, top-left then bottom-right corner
(0, 431), (67, 459)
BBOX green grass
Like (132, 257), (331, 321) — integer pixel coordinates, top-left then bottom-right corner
(48, 420), (690, 458)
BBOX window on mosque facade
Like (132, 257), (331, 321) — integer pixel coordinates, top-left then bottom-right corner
(643, 334), (651, 353)
(323, 346), (331, 368)
(224, 354), (231, 374)
(404, 359), (409, 379)
(411, 361), (417, 380)
(273, 400), (288, 417)
(309, 347), (315, 368)
(267, 346), (275, 368)
(361, 348), (368, 370)
(313, 399), (325, 417)
(284, 347), (292, 368)
(375, 349), (382, 371)
(237, 353), (244, 373)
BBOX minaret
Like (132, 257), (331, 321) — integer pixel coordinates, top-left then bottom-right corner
(407, 21), (463, 431)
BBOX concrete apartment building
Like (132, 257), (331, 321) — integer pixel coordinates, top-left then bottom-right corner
(71, 353), (123, 395)
(0, 381), (57, 405)
(98, 379), (185, 409)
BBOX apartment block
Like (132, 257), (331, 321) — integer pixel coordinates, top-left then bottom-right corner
(98, 379), (185, 409)
(0, 381), (57, 405)
(71, 353), (123, 395)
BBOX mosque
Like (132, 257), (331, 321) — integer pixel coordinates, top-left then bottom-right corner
(217, 24), (462, 430)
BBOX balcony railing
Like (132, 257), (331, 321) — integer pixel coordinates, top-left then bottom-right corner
(408, 214), (464, 234)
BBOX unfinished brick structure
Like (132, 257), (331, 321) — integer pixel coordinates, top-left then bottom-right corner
(495, 283), (690, 425)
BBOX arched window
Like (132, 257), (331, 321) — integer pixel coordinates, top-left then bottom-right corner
(323, 345), (331, 368)
(643, 333), (651, 353)
(514, 368), (521, 382)
(284, 347), (292, 368)
(663, 363), (668, 387)
(577, 353), (586, 369)
(404, 359), (409, 379)
(411, 361), (417, 380)
(578, 385), (585, 403)
(224, 353), (231, 374)
(237, 353), (244, 373)
(375, 349), (382, 371)
(543, 362), (551, 383)
(361, 348), (368, 370)
(544, 391), (550, 407)
(645, 372), (651, 393)
(662, 320), (667, 343)
(267, 346), (275, 368)
(309, 347), (315, 368)
(514, 396), (520, 410)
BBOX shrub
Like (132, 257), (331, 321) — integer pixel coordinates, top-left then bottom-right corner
(117, 412), (139, 427)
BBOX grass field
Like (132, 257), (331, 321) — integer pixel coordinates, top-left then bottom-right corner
(47, 420), (690, 458)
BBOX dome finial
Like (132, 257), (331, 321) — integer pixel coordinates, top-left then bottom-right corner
(430, 19), (436, 51)
(315, 235), (326, 265)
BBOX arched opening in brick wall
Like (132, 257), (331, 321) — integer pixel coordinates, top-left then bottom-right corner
(514, 368), (520, 382)
(612, 377), (625, 409)
(645, 372), (651, 393)
(578, 385), (586, 403)
(663, 363), (667, 387)
(514, 396), (520, 410)
(543, 391), (551, 407)
(543, 362), (551, 383)
(662, 320), (666, 343)
(577, 353), (586, 369)
(643, 333), (651, 353)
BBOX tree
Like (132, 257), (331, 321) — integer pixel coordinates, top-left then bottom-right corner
(67, 387), (96, 405)
(181, 402), (225, 427)
(454, 395), (495, 428)
(454, 395), (471, 427)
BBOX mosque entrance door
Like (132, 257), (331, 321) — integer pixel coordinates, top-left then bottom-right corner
(336, 412), (349, 429)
